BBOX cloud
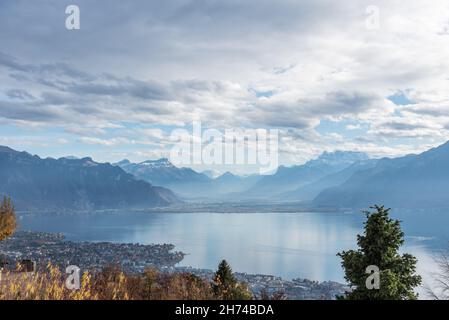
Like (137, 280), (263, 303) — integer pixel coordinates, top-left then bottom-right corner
(78, 137), (133, 146)
(1, 0), (449, 168)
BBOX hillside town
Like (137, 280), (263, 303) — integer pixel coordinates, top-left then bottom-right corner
(0, 231), (184, 273)
(0, 231), (348, 300)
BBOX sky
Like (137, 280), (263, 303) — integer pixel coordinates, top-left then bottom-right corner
(1, 0), (449, 174)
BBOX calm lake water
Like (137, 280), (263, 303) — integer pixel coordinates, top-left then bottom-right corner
(17, 210), (449, 294)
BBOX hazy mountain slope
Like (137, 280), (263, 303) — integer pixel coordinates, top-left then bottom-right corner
(116, 159), (262, 199)
(212, 172), (262, 195)
(0, 146), (178, 211)
(116, 152), (369, 201)
(313, 141), (449, 208)
(201, 170), (222, 179)
(278, 159), (378, 201)
(241, 151), (369, 199)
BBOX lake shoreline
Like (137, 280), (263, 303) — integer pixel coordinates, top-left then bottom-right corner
(14, 210), (445, 299)
(0, 230), (349, 299)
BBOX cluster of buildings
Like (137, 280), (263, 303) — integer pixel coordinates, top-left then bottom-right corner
(0, 231), (348, 299)
(0, 231), (184, 273)
(241, 275), (349, 300)
(175, 267), (349, 300)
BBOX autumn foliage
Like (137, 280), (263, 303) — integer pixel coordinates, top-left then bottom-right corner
(0, 263), (254, 300)
(0, 197), (16, 242)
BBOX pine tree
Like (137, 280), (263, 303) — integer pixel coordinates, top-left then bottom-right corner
(213, 260), (251, 300)
(213, 260), (236, 297)
(0, 197), (16, 241)
(338, 205), (421, 300)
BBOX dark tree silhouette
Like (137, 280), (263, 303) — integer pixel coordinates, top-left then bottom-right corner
(338, 205), (421, 300)
(213, 260), (252, 300)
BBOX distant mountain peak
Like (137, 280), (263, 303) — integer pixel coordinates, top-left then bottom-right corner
(317, 150), (368, 161)
(201, 169), (222, 179)
(60, 155), (79, 160)
(0, 145), (20, 154)
(306, 151), (369, 168)
(140, 158), (174, 168)
(81, 157), (98, 166)
(115, 159), (131, 166)
(215, 171), (240, 182)
(220, 172), (236, 178)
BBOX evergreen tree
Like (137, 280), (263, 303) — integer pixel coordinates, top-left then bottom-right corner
(0, 197), (16, 241)
(213, 260), (236, 297)
(338, 205), (421, 300)
(213, 260), (251, 300)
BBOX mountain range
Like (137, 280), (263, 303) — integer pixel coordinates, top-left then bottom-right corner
(115, 151), (373, 202)
(279, 159), (379, 201)
(239, 151), (370, 199)
(0, 146), (178, 211)
(116, 158), (210, 186)
(115, 159), (261, 200)
(2, 141), (449, 211)
(313, 141), (449, 209)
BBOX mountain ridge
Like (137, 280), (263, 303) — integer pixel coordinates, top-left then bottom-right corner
(239, 151), (369, 199)
(313, 141), (449, 208)
(0, 146), (179, 211)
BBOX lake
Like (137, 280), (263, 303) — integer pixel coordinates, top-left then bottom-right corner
(17, 210), (449, 296)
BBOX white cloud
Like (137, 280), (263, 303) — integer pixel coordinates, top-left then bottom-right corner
(78, 137), (133, 146)
(1, 0), (449, 169)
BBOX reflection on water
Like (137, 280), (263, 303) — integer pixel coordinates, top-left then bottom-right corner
(17, 210), (449, 297)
